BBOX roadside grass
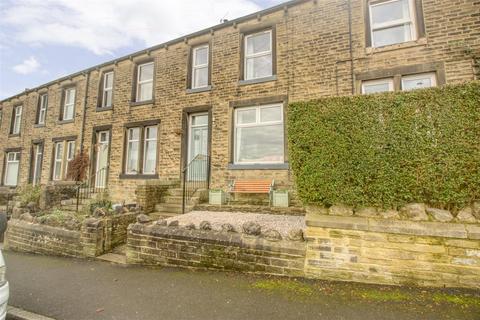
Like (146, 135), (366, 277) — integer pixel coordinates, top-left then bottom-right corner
(251, 277), (480, 309)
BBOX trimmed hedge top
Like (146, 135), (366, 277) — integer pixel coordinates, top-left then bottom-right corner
(288, 81), (480, 210)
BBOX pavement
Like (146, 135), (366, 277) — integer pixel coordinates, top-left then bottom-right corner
(4, 251), (480, 320)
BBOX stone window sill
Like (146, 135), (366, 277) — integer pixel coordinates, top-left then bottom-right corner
(34, 124), (46, 128)
(58, 119), (74, 125)
(238, 75), (277, 86)
(119, 173), (159, 180)
(365, 38), (427, 55)
(8, 133), (20, 138)
(96, 106), (113, 112)
(130, 100), (155, 107)
(186, 85), (212, 94)
(228, 163), (289, 170)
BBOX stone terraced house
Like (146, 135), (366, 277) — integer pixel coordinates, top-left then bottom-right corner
(0, 0), (479, 215)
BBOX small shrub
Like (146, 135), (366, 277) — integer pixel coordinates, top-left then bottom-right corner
(67, 149), (90, 182)
(18, 185), (42, 207)
(87, 191), (112, 215)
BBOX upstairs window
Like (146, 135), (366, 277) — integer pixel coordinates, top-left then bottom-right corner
(101, 71), (114, 108)
(4, 151), (20, 186)
(37, 93), (48, 125)
(234, 104), (284, 164)
(191, 45), (209, 89)
(369, 0), (417, 47)
(11, 105), (22, 135)
(244, 30), (273, 80)
(62, 87), (76, 121)
(135, 62), (154, 102)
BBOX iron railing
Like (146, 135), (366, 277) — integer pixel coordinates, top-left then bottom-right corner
(182, 154), (210, 214)
(76, 167), (108, 212)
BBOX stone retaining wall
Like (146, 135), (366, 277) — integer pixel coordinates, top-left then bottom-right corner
(135, 180), (175, 213)
(6, 212), (138, 258)
(126, 223), (306, 277)
(7, 219), (84, 257)
(305, 213), (480, 289)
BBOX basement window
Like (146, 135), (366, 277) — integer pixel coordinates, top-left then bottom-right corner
(401, 73), (436, 91)
(361, 78), (394, 94)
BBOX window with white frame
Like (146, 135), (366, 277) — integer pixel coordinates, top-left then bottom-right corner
(136, 62), (154, 102)
(37, 94), (48, 125)
(402, 73), (436, 91)
(362, 78), (394, 94)
(244, 30), (273, 80)
(126, 128), (141, 174)
(32, 143), (43, 186)
(4, 152), (20, 186)
(234, 104), (284, 164)
(143, 126), (157, 174)
(102, 71), (114, 108)
(369, 0), (417, 47)
(62, 88), (76, 120)
(53, 142), (64, 181)
(64, 141), (76, 178)
(11, 105), (22, 135)
(191, 45), (209, 89)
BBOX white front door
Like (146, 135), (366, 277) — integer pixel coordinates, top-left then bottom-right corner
(95, 131), (109, 188)
(187, 113), (209, 181)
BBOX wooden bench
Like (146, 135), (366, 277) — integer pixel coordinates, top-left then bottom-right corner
(229, 179), (274, 205)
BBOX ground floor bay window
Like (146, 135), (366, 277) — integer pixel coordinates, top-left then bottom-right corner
(234, 104), (284, 164)
(4, 151), (20, 186)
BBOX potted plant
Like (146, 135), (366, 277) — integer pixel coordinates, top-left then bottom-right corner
(209, 189), (226, 205)
(272, 190), (289, 207)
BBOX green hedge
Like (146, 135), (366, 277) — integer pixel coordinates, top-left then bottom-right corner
(288, 81), (480, 210)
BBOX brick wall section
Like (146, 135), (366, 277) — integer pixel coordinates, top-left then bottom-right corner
(1, 0), (479, 203)
(304, 214), (480, 289)
(127, 223), (306, 277)
(7, 219), (84, 258)
(105, 213), (138, 250)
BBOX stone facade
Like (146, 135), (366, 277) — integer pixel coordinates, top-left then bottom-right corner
(0, 0), (479, 204)
(305, 213), (480, 289)
(127, 222), (306, 276)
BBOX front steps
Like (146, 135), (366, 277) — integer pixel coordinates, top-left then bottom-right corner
(151, 187), (204, 218)
(97, 244), (127, 265)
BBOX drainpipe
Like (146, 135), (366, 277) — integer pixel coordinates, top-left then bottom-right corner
(80, 71), (90, 153)
(347, 0), (355, 94)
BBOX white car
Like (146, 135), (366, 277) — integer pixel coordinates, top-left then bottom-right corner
(0, 250), (8, 320)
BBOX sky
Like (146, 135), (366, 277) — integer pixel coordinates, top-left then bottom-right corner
(0, 0), (286, 100)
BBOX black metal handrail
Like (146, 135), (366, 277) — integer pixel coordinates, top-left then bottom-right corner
(76, 166), (108, 211)
(182, 154), (210, 214)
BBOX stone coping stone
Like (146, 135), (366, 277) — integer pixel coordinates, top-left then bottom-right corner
(306, 214), (479, 240)
(8, 219), (81, 240)
(129, 224), (305, 256)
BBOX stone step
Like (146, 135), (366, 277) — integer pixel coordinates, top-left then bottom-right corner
(163, 195), (199, 205)
(149, 211), (180, 220)
(154, 203), (193, 214)
(96, 253), (127, 265)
